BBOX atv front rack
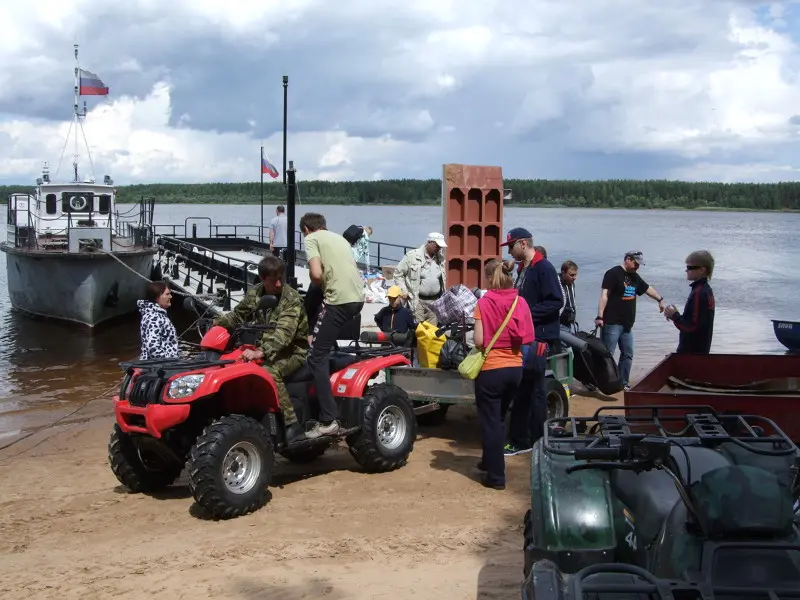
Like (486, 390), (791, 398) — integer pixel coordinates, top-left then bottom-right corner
(543, 404), (799, 460)
(562, 559), (800, 599)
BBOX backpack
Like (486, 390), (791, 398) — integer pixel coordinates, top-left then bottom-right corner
(572, 328), (623, 395)
(342, 225), (364, 246)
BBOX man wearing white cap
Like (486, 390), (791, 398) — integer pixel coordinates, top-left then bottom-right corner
(393, 232), (447, 324)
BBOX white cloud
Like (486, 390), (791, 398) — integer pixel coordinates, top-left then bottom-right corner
(2, 1), (800, 184)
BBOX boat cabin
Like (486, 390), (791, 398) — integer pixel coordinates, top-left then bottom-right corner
(5, 166), (151, 253)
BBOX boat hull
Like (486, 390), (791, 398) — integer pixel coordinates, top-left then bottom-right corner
(772, 319), (800, 352)
(1, 244), (157, 328)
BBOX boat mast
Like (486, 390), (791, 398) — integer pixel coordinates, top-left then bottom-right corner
(72, 44), (90, 183)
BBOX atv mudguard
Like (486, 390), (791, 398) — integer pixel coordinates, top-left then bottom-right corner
(526, 440), (616, 574)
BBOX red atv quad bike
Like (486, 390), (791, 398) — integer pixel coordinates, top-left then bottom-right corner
(109, 294), (416, 519)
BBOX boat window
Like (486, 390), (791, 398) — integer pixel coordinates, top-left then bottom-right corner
(45, 194), (57, 214)
(61, 192), (93, 213)
(98, 194), (111, 214)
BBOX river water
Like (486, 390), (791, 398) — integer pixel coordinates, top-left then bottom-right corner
(1, 203), (798, 440)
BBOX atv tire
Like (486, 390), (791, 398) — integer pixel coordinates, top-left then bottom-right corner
(415, 403), (449, 426)
(348, 383), (416, 473)
(187, 414), (274, 519)
(108, 424), (183, 493)
(546, 377), (570, 419)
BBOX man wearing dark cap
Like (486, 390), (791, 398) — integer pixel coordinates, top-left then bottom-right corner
(501, 227), (564, 456)
(594, 251), (666, 390)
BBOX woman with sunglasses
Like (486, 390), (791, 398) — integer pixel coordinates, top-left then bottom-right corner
(664, 250), (716, 354)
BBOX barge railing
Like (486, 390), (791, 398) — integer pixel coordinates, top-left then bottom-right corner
(152, 219), (414, 271)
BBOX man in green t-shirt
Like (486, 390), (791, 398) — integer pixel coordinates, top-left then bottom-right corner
(300, 212), (365, 439)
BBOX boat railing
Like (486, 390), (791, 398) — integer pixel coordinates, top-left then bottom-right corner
(5, 193), (155, 251)
(152, 220), (414, 270)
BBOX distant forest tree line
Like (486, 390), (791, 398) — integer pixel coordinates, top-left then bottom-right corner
(2, 178), (799, 211)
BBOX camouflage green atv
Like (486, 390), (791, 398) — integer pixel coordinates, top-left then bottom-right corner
(521, 405), (800, 599)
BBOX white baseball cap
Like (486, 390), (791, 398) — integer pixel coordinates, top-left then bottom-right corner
(428, 232), (447, 248)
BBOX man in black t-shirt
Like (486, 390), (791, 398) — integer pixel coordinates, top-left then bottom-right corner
(594, 251), (666, 390)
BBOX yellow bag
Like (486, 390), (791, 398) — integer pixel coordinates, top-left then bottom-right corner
(458, 298), (518, 380)
(415, 321), (446, 368)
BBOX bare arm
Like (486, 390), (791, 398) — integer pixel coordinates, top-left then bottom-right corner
(308, 257), (323, 286)
(595, 289), (609, 325)
(473, 318), (484, 349)
(644, 286), (666, 313)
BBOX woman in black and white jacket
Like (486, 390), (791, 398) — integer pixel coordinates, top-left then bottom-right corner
(138, 281), (180, 360)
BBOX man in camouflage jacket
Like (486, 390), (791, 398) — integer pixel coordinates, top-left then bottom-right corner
(214, 256), (309, 441)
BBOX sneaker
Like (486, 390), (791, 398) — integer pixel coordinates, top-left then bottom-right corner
(306, 420), (340, 439)
(503, 443), (532, 457)
(624, 385), (631, 392)
(480, 476), (505, 491)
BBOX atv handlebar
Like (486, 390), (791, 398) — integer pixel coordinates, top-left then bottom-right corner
(435, 321), (475, 338)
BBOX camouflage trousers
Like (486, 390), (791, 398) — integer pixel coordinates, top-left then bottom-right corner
(263, 354), (305, 427)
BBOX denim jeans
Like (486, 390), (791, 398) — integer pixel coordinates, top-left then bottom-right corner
(601, 324), (634, 387)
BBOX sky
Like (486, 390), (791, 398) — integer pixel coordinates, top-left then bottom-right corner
(3, 1), (800, 185)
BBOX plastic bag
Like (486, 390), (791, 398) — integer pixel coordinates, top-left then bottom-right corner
(439, 338), (469, 370)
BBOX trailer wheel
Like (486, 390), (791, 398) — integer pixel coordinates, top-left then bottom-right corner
(546, 378), (570, 419)
(415, 403), (449, 426)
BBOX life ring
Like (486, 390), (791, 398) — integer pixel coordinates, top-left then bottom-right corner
(69, 195), (88, 211)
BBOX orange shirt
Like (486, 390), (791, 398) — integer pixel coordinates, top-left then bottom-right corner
(473, 305), (523, 371)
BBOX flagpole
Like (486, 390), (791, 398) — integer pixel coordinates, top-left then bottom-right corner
(282, 75), (288, 187)
(260, 145), (264, 242)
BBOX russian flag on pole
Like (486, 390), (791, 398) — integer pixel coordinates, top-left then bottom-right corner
(79, 69), (109, 96)
(261, 155), (279, 179)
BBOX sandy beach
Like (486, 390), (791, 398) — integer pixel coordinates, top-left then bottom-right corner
(0, 391), (616, 599)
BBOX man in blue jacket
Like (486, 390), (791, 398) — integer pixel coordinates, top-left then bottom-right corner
(501, 227), (564, 456)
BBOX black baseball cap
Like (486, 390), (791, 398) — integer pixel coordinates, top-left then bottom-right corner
(625, 251), (645, 265)
(500, 227), (533, 247)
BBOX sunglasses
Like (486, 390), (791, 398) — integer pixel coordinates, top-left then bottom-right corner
(686, 265), (702, 271)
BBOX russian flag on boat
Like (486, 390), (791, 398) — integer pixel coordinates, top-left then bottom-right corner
(79, 69), (109, 96)
(262, 155), (279, 179)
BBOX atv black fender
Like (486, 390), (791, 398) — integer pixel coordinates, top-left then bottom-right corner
(524, 440), (616, 576)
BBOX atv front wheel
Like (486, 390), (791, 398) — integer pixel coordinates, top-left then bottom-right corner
(108, 424), (183, 493)
(348, 384), (416, 473)
(546, 378), (570, 419)
(187, 414), (274, 519)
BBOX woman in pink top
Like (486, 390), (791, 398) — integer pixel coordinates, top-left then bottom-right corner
(472, 259), (535, 489)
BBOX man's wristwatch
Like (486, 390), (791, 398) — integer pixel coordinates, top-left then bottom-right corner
(657, 297), (664, 303)
(596, 316), (603, 321)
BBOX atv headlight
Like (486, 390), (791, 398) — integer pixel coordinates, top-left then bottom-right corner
(167, 374), (205, 399)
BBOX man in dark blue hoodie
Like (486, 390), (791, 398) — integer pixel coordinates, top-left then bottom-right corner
(501, 227), (564, 456)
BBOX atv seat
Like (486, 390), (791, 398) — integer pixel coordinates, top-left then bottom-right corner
(611, 445), (731, 546)
(283, 351), (363, 384)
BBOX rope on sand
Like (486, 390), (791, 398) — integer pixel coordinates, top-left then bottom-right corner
(0, 252), (216, 457)
(0, 378), (123, 457)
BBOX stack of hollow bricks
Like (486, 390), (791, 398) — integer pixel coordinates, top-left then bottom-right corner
(440, 163), (504, 289)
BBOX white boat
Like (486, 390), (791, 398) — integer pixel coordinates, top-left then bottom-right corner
(0, 45), (158, 328)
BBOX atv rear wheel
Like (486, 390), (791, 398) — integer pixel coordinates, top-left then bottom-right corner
(348, 384), (416, 473)
(108, 424), (183, 493)
(187, 414), (274, 519)
(546, 378), (570, 419)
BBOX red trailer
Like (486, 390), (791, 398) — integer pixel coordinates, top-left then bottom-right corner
(625, 353), (800, 442)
